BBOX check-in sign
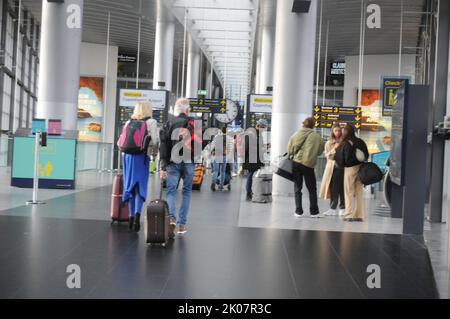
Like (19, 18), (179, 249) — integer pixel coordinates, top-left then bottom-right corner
(381, 77), (409, 117)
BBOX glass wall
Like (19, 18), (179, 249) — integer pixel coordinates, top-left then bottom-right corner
(0, 0), (40, 166)
(0, 0), (39, 134)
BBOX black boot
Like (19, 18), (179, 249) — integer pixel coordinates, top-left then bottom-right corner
(134, 213), (141, 232)
(246, 192), (252, 201)
(128, 216), (135, 230)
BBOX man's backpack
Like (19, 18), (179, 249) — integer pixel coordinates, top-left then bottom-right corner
(117, 120), (151, 154)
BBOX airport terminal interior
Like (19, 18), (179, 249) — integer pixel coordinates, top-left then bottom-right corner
(0, 0), (450, 299)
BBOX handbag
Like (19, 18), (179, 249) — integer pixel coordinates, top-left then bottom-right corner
(358, 162), (384, 186)
(274, 153), (295, 181)
(274, 131), (313, 182)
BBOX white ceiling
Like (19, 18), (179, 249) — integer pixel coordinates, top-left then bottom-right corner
(165, 0), (259, 102)
(21, 0), (427, 99)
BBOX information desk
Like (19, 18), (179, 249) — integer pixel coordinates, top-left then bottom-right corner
(11, 129), (77, 189)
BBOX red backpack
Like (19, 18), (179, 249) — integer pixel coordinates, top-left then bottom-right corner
(117, 120), (151, 154)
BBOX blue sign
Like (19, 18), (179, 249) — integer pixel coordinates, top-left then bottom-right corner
(31, 118), (47, 134)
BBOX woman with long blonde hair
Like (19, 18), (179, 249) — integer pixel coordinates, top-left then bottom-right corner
(121, 101), (159, 232)
(319, 123), (345, 216)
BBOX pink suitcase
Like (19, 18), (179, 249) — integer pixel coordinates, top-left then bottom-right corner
(111, 173), (130, 223)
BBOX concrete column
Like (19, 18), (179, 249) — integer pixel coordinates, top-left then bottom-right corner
(153, 0), (175, 91)
(186, 34), (200, 98)
(271, 0), (317, 196)
(205, 62), (213, 98)
(255, 56), (261, 94)
(36, 0), (83, 130)
(254, 16), (262, 94)
(443, 0), (450, 223)
(429, 0), (450, 222)
(258, 0), (276, 94)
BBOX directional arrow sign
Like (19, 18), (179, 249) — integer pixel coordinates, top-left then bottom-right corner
(311, 105), (363, 128)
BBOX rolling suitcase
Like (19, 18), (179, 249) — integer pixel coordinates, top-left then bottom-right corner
(252, 169), (272, 203)
(146, 185), (170, 246)
(192, 164), (204, 191)
(111, 172), (130, 223)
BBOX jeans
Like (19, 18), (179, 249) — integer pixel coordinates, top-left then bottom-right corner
(330, 167), (345, 210)
(293, 162), (319, 215)
(212, 156), (227, 188)
(246, 170), (256, 194)
(128, 186), (144, 217)
(166, 163), (195, 226)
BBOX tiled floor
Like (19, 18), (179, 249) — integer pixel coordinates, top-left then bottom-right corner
(0, 168), (115, 211)
(238, 191), (403, 234)
(0, 169), (440, 298)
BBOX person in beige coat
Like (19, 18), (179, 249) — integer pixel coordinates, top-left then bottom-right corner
(319, 124), (345, 216)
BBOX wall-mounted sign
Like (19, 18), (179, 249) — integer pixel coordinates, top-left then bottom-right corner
(313, 105), (362, 129)
(249, 94), (272, 113)
(197, 89), (208, 96)
(381, 77), (409, 117)
(119, 89), (167, 110)
(330, 61), (345, 76)
(118, 53), (137, 63)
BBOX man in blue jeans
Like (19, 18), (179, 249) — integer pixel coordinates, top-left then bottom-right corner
(160, 98), (199, 237)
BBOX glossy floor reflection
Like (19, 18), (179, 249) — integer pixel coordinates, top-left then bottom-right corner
(0, 180), (439, 299)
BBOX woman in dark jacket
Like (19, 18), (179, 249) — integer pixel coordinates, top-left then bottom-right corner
(242, 119), (267, 201)
(335, 124), (369, 222)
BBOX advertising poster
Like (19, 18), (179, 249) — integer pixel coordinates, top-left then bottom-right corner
(355, 89), (392, 154)
(77, 77), (104, 142)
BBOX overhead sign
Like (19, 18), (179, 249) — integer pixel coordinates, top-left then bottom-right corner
(188, 98), (227, 114)
(381, 77), (409, 116)
(330, 61), (345, 76)
(313, 105), (362, 129)
(197, 89), (208, 96)
(249, 94), (272, 113)
(119, 89), (167, 110)
(118, 53), (137, 63)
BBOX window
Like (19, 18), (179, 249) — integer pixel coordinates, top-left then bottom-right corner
(5, 13), (14, 70)
(2, 75), (12, 131)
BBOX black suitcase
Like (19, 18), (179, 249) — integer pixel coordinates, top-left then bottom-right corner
(146, 185), (170, 246)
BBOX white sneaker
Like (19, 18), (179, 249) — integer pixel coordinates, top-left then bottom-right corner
(310, 213), (323, 218)
(323, 209), (337, 216)
(294, 212), (303, 218)
(338, 209), (345, 216)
